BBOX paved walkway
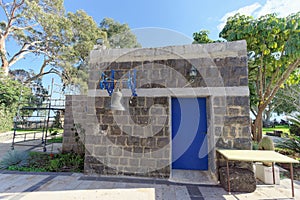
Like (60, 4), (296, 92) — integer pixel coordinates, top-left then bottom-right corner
(0, 171), (299, 200)
(0, 133), (300, 199)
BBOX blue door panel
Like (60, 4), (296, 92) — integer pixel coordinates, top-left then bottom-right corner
(172, 98), (208, 170)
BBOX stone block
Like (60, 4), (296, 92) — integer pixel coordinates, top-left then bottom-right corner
(219, 167), (256, 192)
(157, 137), (169, 148)
(235, 96), (249, 106)
(233, 138), (252, 150)
(140, 158), (156, 168)
(224, 116), (250, 125)
(119, 158), (129, 166)
(216, 138), (232, 149)
(255, 163), (280, 184)
(111, 125), (122, 135)
(129, 159), (140, 166)
(239, 77), (248, 86)
(228, 107), (240, 115)
(116, 136), (127, 146)
(133, 146), (143, 153)
(213, 97), (226, 107)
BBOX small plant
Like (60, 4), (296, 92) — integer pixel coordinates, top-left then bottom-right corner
(71, 123), (86, 156)
(258, 137), (275, 167)
(1, 151), (84, 172)
(47, 153), (84, 172)
(258, 137), (275, 150)
(0, 150), (29, 169)
(288, 114), (300, 136)
(252, 141), (259, 150)
(290, 124), (300, 136)
(49, 159), (61, 171)
(276, 135), (300, 154)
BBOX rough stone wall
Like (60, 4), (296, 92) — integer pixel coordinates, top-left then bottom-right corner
(84, 96), (170, 177)
(62, 95), (87, 154)
(63, 41), (251, 178)
(214, 96), (251, 149)
(88, 57), (248, 90)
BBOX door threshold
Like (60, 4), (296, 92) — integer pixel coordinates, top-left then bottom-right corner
(169, 169), (218, 185)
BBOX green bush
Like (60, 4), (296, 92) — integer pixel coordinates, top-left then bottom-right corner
(258, 137), (275, 167)
(0, 150), (29, 169)
(0, 106), (15, 132)
(252, 141), (259, 150)
(49, 159), (61, 171)
(276, 135), (300, 154)
(290, 124), (300, 136)
(2, 151), (84, 172)
(258, 137), (275, 150)
(0, 71), (34, 133)
(49, 153), (84, 172)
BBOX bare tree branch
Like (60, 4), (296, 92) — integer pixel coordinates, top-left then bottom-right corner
(263, 59), (300, 108)
(8, 40), (43, 66)
(24, 68), (61, 84)
(10, 24), (38, 31)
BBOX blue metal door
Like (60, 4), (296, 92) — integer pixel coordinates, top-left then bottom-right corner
(172, 98), (208, 170)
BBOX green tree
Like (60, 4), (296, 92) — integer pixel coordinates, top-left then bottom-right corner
(219, 13), (300, 142)
(0, 0), (107, 93)
(274, 84), (300, 114)
(99, 18), (141, 48)
(0, 70), (32, 132)
(193, 30), (215, 44)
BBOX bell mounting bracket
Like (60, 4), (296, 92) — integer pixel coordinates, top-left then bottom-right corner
(99, 69), (137, 96)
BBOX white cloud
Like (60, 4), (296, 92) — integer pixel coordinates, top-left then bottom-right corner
(254, 0), (300, 18)
(218, 0), (300, 31)
(217, 3), (261, 31)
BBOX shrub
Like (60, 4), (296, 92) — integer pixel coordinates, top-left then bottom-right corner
(252, 141), (259, 150)
(276, 135), (300, 154)
(0, 150), (29, 169)
(258, 137), (275, 167)
(290, 124), (300, 137)
(0, 106), (15, 132)
(258, 137), (275, 150)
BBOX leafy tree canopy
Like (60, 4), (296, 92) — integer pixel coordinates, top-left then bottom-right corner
(219, 12), (300, 141)
(0, 69), (33, 132)
(0, 0), (107, 93)
(99, 17), (141, 48)
(193, 30), (223, 44)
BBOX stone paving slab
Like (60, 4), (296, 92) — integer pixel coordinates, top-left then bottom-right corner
(1, 188), (156, 200)
(0, 135), (299, 200)
(0, 171), (298, 200)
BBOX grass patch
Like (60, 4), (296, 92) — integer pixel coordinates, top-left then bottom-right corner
(11, 128), (63, 134)
(262, 125), (290, 135)
(47, 136), (63, 143)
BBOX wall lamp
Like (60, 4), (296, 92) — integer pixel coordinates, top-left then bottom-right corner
(189, 65), (198, 82)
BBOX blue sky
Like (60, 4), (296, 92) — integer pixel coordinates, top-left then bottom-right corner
(64, 0), (300, 47)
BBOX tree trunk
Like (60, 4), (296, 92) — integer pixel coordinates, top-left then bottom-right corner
(253, 107), (264, 142)
(0, 38), (9, 76)
(2, 64), (9, 76)
(264, 109), (272, 122)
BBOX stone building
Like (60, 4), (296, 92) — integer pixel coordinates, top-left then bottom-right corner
(63, 40), (251, 182)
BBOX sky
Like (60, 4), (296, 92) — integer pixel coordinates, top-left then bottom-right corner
(2, 0), (300, 97)
(64, 0), (300, 47)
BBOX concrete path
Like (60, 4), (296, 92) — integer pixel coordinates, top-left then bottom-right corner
(1, 133), (300, 199)
(0, 131), (62, 159)
(0, 171), (299, 200)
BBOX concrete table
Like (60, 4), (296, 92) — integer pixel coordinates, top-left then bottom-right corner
(216, 149), (299, 197)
